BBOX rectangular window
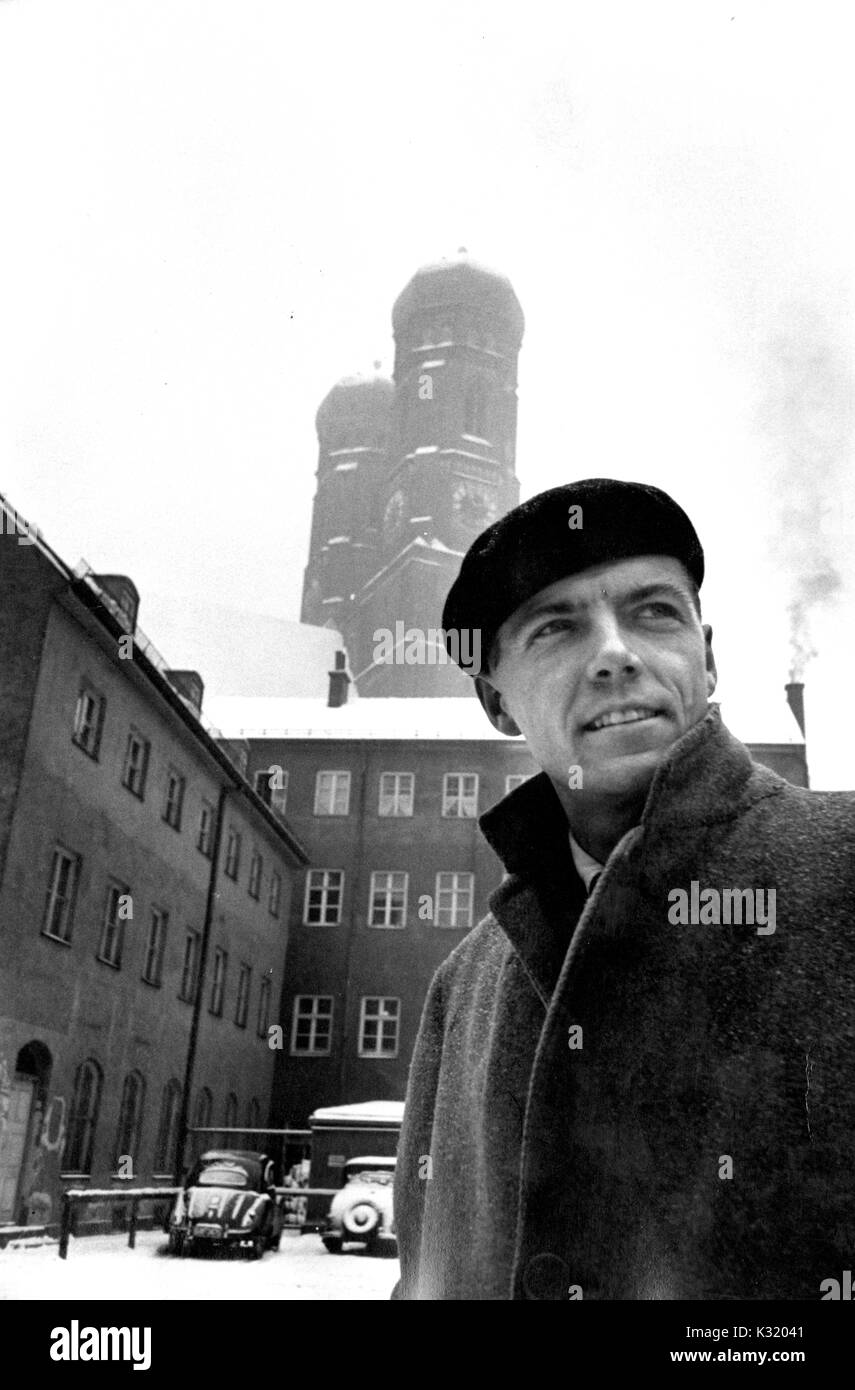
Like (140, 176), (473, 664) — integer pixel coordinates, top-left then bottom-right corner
(378, 771), (414, 817)
(197, 801), (215, 858)
(121, 729), (150, 799)
(505, 773), (532, 795)
(72, 685), (105, 759)
(303, 869), (343, 926)
(268, 871), (282, 918)
(224, 826), (242, 880)
(358, 997), (400, 1058)
(179, 930), (201, 1003)
(291, 995), (333, 1055)
(42, 848), (80, 943)
(253, 767), (288, 814)
(142, 907), (168, 985)
(248, 851), (262, 900)
(97, 881), (129, 968)
(235, 963), (251, 1028)
(210, 947), (228, 1016)
(442, 772), (479, 818)
(435, 872), (474, 929)
(314, 770), (350, 816)
(257, 977), (272, 1038)
(369, 871), (408, 928)
(163, 768), (186, 830)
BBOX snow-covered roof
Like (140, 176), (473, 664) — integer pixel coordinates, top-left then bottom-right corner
(206, 692), (803, 746)
(206, 695), (520, 740)
(310, 1101), (405, 1126)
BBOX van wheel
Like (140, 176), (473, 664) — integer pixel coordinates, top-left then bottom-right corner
(322, 1236), (343, 1254)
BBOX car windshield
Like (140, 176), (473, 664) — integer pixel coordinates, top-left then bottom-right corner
(196, 1165), (250, 1188)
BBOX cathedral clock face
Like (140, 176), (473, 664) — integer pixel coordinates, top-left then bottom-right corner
(452, 480), (498, 530)
(383, 489), (406, 542)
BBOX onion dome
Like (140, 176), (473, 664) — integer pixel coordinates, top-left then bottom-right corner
(392, 251), (524, 341)
(315, 369), (395, 438)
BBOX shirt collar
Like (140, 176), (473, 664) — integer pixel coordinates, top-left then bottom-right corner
(479, 705), (766, 882)
(567, 830), (604, 892)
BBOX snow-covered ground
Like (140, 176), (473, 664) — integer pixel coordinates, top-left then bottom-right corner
(0, 1229), (398, 1301)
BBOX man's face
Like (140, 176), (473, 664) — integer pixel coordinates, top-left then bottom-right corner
(476, 555), (716, 803)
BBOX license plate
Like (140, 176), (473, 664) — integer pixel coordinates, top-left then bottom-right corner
(194, 1225), (221, 1239)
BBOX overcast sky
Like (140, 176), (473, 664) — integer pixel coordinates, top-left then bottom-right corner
(1, 1), (853, 786)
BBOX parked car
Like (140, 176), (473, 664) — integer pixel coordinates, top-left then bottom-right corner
(321, 1155), (397, 1254)
(168, 1150), (284, 1259)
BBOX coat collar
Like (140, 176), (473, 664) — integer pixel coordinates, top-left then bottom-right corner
(479, 705), (784, 1004)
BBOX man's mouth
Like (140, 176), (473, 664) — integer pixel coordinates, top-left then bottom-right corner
(583, 706), (665, 732)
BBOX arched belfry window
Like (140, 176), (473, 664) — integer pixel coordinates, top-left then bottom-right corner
(464, 377), (488, 439)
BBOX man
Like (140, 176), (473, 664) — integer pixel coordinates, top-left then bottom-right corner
(392, 478), (855, 1301)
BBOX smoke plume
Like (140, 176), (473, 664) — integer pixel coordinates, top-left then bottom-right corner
(762, 300), (851, 680)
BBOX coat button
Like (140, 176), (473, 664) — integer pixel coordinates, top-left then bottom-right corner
(522, 1252), (571, 1300)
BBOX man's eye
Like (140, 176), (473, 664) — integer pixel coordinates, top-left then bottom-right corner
(636, 602), (680, 619)
(532, 618), (576, 639)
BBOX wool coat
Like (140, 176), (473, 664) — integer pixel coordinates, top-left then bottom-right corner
(392, 706), (855, 1300)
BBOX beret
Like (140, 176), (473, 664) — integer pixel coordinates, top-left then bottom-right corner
(442, 478), (704, 672)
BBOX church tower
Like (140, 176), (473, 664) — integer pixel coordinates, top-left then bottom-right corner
(352, 252), (525, 696)
(300, 370), (394, 650)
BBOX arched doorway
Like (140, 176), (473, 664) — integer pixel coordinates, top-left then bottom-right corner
(0, 1041), (52, 1224)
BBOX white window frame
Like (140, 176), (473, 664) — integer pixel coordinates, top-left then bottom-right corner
(378, 771), (414, 817)
(97, 880), (128, 968)
(257, 977), (271, 1038)
(42, 847), (80, 943)
(442, 772), (479, 818)
(291, 995), (334, 1056)
(368, 871), (408, 928)
(303, 869), (344, 926)
(197, 801), (215, 858)
(314, 770), (351, 816)
(209, 947), (228, 1016)
(435, 872), (474, 929)
(72, 685), (105, 759)
(358, 997), (400, 1059)
(180, 930), (201, 1003)
(235, 962), (252, 1028)
(122, 728), (150, 799)
(142, 906), (168, 985)
(248, 850), (263, 900)
(163, 767), (186, 830)
(224, 826), (242, 880)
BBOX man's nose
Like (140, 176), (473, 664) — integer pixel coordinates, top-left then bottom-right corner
(584, 616), (641, 681)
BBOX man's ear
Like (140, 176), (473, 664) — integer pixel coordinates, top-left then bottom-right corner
(702, 623), (717, 697)
(474, 674), (522, 737)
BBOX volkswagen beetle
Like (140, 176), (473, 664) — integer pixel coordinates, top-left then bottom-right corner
(168, 1150), (284, 1259)
(321, 1155), (396, 1254)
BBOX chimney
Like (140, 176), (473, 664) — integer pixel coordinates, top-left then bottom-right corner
(327, 649), (351, 708)
(165, 670), (205, 715)
(785, 681), (806, 738)
(93, 575), (140, 633)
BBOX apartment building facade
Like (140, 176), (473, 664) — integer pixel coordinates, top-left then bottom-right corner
(0, 513), (307, 1232)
